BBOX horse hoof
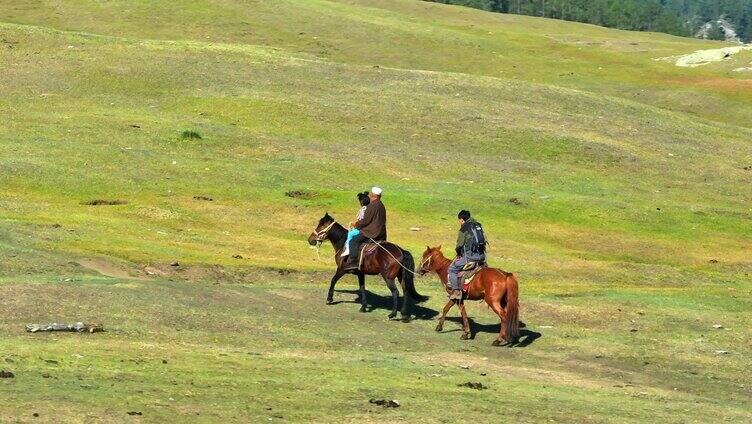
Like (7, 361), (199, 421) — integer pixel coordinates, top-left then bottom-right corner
(435, 325), (443, 332)
(492, 340), (502, 346)
(359, 306), (367, 313)
(388, 313), (397, 320)
(460, 333), (470, 340)
(326, 299), (334, 305)
(401, 316), (411, 323)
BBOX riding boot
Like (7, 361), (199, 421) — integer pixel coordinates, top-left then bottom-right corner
(342, 258), (359, 272)
(343, 248), (359, 271)
(344, 235), (365, 271)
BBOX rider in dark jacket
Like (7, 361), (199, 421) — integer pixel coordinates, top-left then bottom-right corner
(447, 210), (486, 300)
(343, 187), (387, 271)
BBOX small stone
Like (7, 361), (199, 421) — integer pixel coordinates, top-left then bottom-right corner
(409, 227), (421, 231)
(170, 261), (179, 267)
(630, 328), (638, 332)
(162, 360), (168, 364)
(459, 364), (470, 369)
(33, 413), (39, 417)
(712, 325), (724, 329)
(0, 371), (14, 378)
(127, 411), (142, 416)
(715, 350), (730, 355)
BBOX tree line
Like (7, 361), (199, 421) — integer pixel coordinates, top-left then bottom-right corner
(427, 0), (752, 42)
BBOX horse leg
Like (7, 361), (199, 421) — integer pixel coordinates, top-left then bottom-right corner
(459, 301), (471, 340)
(486, 293), (509, 346)
(327, 270), (345, 304)
(435, 300), (454, 332)
(358, 272), (367, 312)
(384, 276), (399, 319)
(397, 271), (410, 322)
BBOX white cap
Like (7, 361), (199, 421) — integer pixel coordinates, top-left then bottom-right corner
(371, 186), (383, 196)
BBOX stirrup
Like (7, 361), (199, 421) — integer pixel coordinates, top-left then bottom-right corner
(343, 261), (359, 271)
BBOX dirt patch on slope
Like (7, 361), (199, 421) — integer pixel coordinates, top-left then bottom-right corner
(75, 259), (141, 279)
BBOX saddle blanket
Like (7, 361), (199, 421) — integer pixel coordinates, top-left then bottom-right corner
(459, 263), (485, 292)
(358, 243), (381, 267)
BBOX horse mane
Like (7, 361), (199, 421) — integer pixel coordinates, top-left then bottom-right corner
(320, 215), (347, 252)
(429, 248), (452, 269)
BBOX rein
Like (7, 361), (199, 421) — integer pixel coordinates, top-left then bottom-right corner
(310, 219), (420, 277)
(366, 237), (420, 276)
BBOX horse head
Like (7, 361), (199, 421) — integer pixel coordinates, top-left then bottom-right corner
(308, 213), (336, 246)
(419, 245), (443, 275)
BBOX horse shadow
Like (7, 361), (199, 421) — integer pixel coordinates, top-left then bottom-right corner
(445, 316), (542, 347)
(333, 289), (439, 320)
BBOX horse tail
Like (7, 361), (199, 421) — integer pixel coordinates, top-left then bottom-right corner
(504, 273), (520, 342)
(400, 249), (428, 303)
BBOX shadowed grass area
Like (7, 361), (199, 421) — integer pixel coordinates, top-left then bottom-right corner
(0, 0), (750, 422)
(0, 264), (749, 422)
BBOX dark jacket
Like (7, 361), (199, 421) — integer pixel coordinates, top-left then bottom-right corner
(356, 199), (387, 240)
(455, 218), (484, 259)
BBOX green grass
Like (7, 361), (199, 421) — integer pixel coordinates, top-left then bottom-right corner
(0, 0), (750, 422)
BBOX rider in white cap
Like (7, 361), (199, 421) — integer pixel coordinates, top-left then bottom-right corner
(344, 186), (388, 271)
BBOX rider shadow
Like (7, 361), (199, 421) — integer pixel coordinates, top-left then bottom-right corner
(334, 289), (439, 320)
(445, 316), (542, 347)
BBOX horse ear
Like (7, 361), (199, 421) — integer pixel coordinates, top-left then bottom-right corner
(426, 245), (431, 251)
(437, 244), (442, 250)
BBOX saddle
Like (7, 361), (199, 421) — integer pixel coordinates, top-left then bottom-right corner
(459, 261), (486, 292)
(358, 243), (380, 268)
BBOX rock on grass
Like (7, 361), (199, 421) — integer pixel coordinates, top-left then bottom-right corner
(369, 398), (400, 408)
(458, 382), (487, 390)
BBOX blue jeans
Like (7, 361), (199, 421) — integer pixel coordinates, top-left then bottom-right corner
(344, 229), (360, 254)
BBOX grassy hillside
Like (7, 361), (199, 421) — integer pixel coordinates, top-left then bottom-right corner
(0, 0), (750, 422)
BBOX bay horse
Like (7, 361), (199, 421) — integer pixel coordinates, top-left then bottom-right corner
(419, 246), (520, 346)
(308, 213), (427, 321)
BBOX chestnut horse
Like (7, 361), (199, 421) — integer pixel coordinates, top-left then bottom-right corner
(419, 246), (520, 345)
(308, 213), (427, 321)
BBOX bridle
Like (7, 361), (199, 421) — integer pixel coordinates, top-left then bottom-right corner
(419, 254), (434, 274)
(310, 220), (337, 260)
(312, 221), (336, 243)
